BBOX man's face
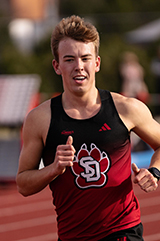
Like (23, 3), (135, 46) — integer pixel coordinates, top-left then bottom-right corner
(52, 38), (100, 96)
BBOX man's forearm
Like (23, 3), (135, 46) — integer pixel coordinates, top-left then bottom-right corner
(16, 166), (58, 196)
(149, 147), (160, 170)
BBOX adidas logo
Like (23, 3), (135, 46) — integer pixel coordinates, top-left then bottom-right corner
(99, 123), (111, 131)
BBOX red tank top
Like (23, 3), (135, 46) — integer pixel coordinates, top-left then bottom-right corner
(42, 89), (141, 241)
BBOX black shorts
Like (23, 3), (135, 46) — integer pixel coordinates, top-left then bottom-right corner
(99, 223), (144, 241)
(58, 223), (144, 241)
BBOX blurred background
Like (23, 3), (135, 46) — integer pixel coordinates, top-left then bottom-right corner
(1, 0), (160, 181)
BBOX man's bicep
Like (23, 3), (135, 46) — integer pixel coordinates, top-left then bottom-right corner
(18, 113), (44, 174)
(18, 137), (44, 174)
(132, 105), (160, 150)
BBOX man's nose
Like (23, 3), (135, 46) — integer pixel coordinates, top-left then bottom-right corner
(75, 59), (84, 71)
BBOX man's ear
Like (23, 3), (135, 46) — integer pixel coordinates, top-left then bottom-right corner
(52, 59), (61, 75)
(95, 56), (101, 73)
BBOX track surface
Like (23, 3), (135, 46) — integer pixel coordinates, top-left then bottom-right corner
(0, 182), (160, 241)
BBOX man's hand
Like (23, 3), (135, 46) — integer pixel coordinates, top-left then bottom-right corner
(53, 136), (76, 176)
(132, 163), (158, 192)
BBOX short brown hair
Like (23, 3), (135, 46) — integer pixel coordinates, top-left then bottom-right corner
(51, 15), (100, 62)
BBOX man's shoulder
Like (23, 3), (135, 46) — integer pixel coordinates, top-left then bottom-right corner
(111, 92), (151, 130)
(22, 99), (51, 141)
(30, 99), (51, 114)
(24, 99), (51, 126)
(111, 92), (141, 111)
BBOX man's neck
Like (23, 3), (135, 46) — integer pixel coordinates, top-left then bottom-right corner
(62, 88), (101, 119)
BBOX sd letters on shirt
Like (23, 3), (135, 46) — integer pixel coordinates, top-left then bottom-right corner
(71, 142), (110, 189)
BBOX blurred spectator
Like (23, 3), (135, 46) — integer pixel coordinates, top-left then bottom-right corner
(151, 46), (160, 115)
(119, 52), (149, 103)
(151, 45), (160, 93)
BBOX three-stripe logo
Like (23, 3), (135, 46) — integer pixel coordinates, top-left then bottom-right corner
(99, 123), (111, 132)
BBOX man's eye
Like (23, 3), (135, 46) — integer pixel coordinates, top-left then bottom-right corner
(65, 59), (74, 62)
(82, 57), (91, 61)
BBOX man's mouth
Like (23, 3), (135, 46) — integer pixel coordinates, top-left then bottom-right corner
(73, 76), (86, 81)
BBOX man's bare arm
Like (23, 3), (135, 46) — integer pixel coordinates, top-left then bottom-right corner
(16, 103), (75, 196)
(113, 93), (160, 192)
